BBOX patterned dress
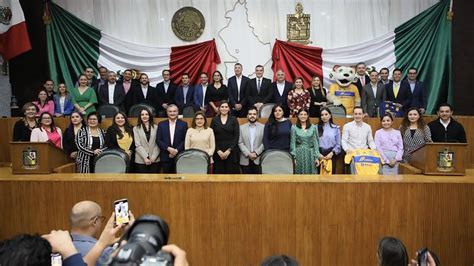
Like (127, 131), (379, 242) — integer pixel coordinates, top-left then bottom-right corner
(400, 125), (432, 162)
(290, 124), (321, 174)
(75, 126), (107, 173)
(287, 89), (311, 116)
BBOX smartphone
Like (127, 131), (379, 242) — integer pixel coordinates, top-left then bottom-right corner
(417, 248), (429, 266)
(51, 253), (62, 266)
(114, 198), (130, 226)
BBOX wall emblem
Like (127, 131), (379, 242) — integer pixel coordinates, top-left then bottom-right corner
(172, 7), (205, 41)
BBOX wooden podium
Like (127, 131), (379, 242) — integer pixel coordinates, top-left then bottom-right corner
(10, 142), (70, 174)
(410, 142), (468, 175)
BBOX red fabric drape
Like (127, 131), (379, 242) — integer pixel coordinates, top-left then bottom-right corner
(169, 39), (221, 85)
(272, 39), (323, 88)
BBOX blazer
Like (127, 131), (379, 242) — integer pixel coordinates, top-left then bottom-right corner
(361, 82), (386, 117)
(193, 84), (209, 109)
(245, 77), (273, 107)
(156, 119), (188, 162)
(238, 122), (265, 165)
(105, 126), (135, 153)
(404, 80), (427, 110)
(353, 74), (370, 96)
(228, 75), (250, 107)
(271, 81), (293, 116)
(53, 94), (75, 116)
(133, 124), (160, 164)
(33, 100), (55, 116)
(385, 80), (411, 112)
(127, 84), (159, 111)
(98, 82), (126, 109)
(156, 81), (177, 111)
(175, 85), (195, 110)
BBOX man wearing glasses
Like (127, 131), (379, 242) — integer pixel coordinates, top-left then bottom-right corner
(404, 67), (427, 114)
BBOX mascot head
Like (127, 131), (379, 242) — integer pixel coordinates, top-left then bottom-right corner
(329, 65), (357, 87)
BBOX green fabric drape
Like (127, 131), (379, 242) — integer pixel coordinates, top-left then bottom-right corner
(46, 3), (101, 90)
(394, 0), (452, 114)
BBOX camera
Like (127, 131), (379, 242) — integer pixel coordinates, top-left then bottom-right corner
(106, 215), (174, 266)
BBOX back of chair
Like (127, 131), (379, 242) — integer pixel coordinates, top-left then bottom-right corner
(260, 149), (294, 174)
(182, 106), (195, 118)
(259, 103), (275, 118)
(129, 104), (156, 118)
(94, 149), (129, 173)
(97, 104), (120, 118)
(175, 149), (210, 174)
(326, 104), (346, 118)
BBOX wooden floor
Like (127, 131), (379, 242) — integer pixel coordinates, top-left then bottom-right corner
(1, 168), (473, 265)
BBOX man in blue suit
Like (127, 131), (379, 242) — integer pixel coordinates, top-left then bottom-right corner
(193, 72), (209, 112)
(404, 67), (427, 114)
(385, 68), (411, 115)
(228, 63), (250, 117)
(156, 104), (188, 173)
(174, 73), (195, 114)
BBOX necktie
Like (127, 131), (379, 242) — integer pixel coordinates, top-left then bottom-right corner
(394, 83), (399, 98)
(257, 79), (261, 93)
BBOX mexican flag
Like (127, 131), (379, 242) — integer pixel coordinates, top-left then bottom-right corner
(0, 0), (31, 60)
(273, 0), (452, 114)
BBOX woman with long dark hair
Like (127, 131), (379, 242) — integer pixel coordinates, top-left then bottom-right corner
(75, 112), (107, 173)
(263, 104), (292, 151)
(207, 70), (228, 117)
(317, 107), (341, 174)
(375, 113), (403, 174)
(105, 111), (135, 160)
(33, 89), (55, 116)
(399, 107), (432, 162)
(287, 77), (310, 117)
(12, 102), (38, 141)
(62, 111), (85, 159)
(30, 112), (62, 149)
(290, 109), (320, 174)
(133, 108), (159, 173)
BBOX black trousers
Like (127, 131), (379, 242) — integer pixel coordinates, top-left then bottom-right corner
(213, 153), (240, 174)
(241, 160), (261, 174)
(135, 162), (160, 173)
(161, 161), (176, 174)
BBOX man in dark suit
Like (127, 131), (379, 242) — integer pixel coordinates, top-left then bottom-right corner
(271, 69), (293, 117)
(98, 71), (126, 110)
(127, 73), (159, 112)
(121, 69), (138, 113)
(353, 62), (370, 96)
(404, 67), (427, 114)
(193, 72), (210, 112)
(228, 63), (250, 117)
(361, 70), (386, 117)
(385, 68), (411, 114)
(245, 65), (273, 112)
(174, 73), (195, 113)
(156, 104), (188, 173)
(155, 69), (177, 117)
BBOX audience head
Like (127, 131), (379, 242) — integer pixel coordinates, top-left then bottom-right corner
(437, 103), (453, 122)
(36, 89), (49, 104)
(87, 112), (101, 127)
(353, 106), (364, 123)
(68, 111), (85, 129)
(293, 77), (304, 90)
(138, 108), (154, 128)
(181, 73), (190, 86)
(212, 70), (223, 84)
(380, 68), (389, 81)
(255, 65), (264, 78)
(200, 72), (209, 85)
(276, 70), (285, 82)
(377, 236), (409, 266)
(234, 63), (243, 76)
(218, 100), (230, 116)
(311, 75), (323, 89)
(162, 69), (171, 81)
(57, 83), (69, 96)
(295, 109), (310, 128)
(107, 71), (117, 83)
(38, 112), (56, 132)
(392, 69), (402, 82)
(401, 107), (426, 133)
(166, 104), (179, 120)
(380, 113), (394, 129)
(139, 73), (149, 85)
(98, 66), (108, 80)
(369, 70), (379, 83)
(70, 200), (105, 236)
(407, 67), (418, 81)
(22, 102), (38, 119)
(43, 79), (54, 93)
(192, 111), (207, 129)
(261, 255), (299, 266)
(0, 234), (52, 266)
(78, 74), (89, 87)
(247, 107), (258, 123)
(123, 69), (133, 81)
(84, 67), (95, 80)
(356, 62), (367, 76)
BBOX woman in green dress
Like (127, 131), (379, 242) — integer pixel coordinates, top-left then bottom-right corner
(71, 74), (98, 116)
(290, 109), (321, 174)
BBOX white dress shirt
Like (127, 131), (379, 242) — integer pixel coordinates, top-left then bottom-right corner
(277, 82), (285, 96)
(169, 120), (176, 146)
(141, 85), (148, 99)
(108, 83), (115, 104)
(341, 120), (376, 152)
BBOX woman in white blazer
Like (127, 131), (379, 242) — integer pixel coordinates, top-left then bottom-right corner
(30, 112), (62, 149)
(133, 108), (160, 173)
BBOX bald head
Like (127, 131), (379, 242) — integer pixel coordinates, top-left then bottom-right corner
(70, 201), (102, 228)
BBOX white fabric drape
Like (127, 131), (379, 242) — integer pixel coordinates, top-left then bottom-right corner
(55, 0), (437, 80)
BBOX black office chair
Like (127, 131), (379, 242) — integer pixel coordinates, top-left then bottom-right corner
(97, 104), (120, 118)
(94, 149), (130, 173)
(129, 103), (156, 118)
(182, 106), (195, 118)
(175, 149), (210, 174)
(260, 149), (294, 174)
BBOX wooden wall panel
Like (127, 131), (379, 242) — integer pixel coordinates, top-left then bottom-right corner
(0, 175), (473, 265)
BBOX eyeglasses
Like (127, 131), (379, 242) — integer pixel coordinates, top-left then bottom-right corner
(90, 215), (106, 223)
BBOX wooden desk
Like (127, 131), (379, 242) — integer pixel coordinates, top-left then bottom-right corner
(0, 168), (473, 265)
